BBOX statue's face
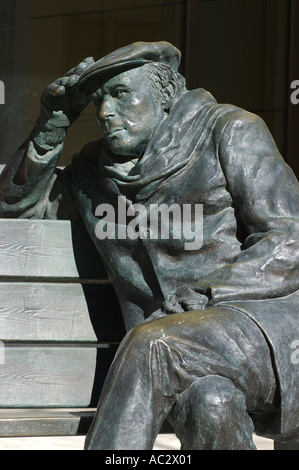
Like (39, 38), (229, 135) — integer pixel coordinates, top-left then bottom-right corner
(91, 67), (166, 158)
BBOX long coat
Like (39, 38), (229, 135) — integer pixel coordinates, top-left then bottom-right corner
(1, 88), (299, 440)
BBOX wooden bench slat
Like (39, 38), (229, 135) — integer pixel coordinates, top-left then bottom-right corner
(0, 219), (108, 281)
(0, 345), (117, 407)
(0, 410), (173, 438)
(0, 409), (95, 437)
(0, 282), (125, 342)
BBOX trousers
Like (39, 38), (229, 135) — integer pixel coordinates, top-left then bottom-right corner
(85, 307), (277, 450)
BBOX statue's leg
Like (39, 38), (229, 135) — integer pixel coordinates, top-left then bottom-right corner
(85, 319), (185, 450)
(168, 375), (256, 450)
(85, 307), (276, 450)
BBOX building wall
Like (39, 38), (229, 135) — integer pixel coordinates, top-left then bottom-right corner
(0, 0), (184, 166)
(0, 0), (297, 178)
(286, 0), (299, 177)
(0, 0), (29, 163)
(185, 0), (290, 159)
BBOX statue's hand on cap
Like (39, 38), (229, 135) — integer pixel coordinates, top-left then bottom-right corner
(40, 57), (95, 128)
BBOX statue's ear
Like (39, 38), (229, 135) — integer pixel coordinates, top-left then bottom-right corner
(161, 79), (176, 111)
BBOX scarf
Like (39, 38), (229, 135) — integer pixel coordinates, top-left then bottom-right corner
(100, 88), (228, 202)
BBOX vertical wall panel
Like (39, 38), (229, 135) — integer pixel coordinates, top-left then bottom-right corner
(2, 0), (184, 167)
(185, 0), (290, 157)
(287, 0), (299, 178)
(0, 0), (28, 163)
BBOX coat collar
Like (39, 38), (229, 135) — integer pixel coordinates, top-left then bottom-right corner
(100, 88), (219, 201)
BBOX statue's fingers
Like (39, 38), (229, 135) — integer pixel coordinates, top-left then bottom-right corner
(74, 57), (95, 75)
(65, 74), (79, 88)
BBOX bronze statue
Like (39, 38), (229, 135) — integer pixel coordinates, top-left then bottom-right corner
(1, 41), (299, 450)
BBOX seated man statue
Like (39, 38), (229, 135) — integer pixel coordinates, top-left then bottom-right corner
(1, 41), (299, 450)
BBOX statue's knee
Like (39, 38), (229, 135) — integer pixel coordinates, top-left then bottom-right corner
(126, 321), (163, 350)
(200, 377), (245, 415)
(172, 376), (255, 450)
(176, 375), (245, 425)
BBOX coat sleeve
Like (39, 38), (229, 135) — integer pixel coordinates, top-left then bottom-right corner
(194, 111), (299, 303)
(0, 137), (80, 220)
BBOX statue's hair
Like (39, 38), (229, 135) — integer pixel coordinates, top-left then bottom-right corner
(142, 62), (186, 110)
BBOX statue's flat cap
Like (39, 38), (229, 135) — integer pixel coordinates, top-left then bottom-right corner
(77, 41), (181, 93)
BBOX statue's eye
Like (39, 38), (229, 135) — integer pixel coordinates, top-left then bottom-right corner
(116, 90), (125, 97)
(114, 88), (129, 99)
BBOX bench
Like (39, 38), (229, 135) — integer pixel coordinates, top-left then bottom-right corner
(0, 218), (297, 450)
(0, 218), (125, 438)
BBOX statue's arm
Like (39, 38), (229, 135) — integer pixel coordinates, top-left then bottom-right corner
(195, 112), (299, 304)
(0, 57), (94, 219)
(0, 132), (65, 219)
